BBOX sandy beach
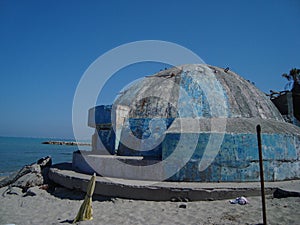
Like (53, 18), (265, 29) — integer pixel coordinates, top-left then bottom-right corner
(0, 185), (299, 225)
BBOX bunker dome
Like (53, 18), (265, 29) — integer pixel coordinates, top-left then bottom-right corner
(73, 64), (300, 182)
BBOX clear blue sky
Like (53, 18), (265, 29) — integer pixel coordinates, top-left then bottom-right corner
(0, 0), (299, 139)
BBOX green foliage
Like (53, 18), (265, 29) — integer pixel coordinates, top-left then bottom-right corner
(282, 68), (300, 91)
(282, 68), (300, 82)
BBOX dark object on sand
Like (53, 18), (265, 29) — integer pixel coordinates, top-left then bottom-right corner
(273, 188), (300, 198)
(179, 203), (187, 208)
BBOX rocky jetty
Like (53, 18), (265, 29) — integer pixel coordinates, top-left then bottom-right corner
(42, 141), (91, 146)
(0, 156), (52, 192)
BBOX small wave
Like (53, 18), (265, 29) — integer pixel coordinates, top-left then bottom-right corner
(59, 153), (72, 155)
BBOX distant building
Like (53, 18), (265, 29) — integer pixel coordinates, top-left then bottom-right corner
(270, 91), (300, 127)
(73, 64), (300, 182)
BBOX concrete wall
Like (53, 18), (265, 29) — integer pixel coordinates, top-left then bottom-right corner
(117, 118), (174, 159)
(88, 105), (112, 127)
(90, 105), (115, 154)
(163, 132), (300, 182)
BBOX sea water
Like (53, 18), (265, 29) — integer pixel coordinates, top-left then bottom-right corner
(0, 136), (91, 177)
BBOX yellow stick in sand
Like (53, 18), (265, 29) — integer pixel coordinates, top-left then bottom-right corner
(73, 173), (96, 223)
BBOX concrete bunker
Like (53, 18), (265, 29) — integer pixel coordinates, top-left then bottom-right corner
(73, 64), (300, 182)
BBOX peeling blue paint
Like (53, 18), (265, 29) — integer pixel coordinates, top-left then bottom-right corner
(163, 133), (300, 181)
(93, 105), (112, 124)
(84, 64), (300, 182)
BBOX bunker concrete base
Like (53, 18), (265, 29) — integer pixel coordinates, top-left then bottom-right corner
(49, 163), (300, 201)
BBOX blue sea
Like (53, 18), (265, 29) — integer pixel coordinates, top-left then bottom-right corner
(0, 136), (91, 177)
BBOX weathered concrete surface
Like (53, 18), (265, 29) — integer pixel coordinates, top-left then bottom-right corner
(90, 64), (285, 153)
(72, 151), (161, 181)
(49, 163), (300, 201)
(167, 117), (300, 134)
(163, 119), (300, 182)
(81, 64), (300, 182)
(114, 64), (283, 120)
(88, 105), (112, 128)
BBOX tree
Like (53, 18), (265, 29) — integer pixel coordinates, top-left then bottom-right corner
(282, 68), (300, 122)
(282, 68), (300, 93)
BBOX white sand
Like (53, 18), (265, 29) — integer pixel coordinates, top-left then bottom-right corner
(0, 186), (299, 225)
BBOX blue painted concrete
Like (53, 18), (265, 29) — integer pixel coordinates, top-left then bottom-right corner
(94, 105), (112, 124)
(97, 129), (115, 155)
(163, 133), (300, 182)
(86, 65), (300, 182)
(179, 71), (211, 117)
(92, 105), (115, 154)
(117, 118), (174, 159)
(178, 69), (230, 118)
